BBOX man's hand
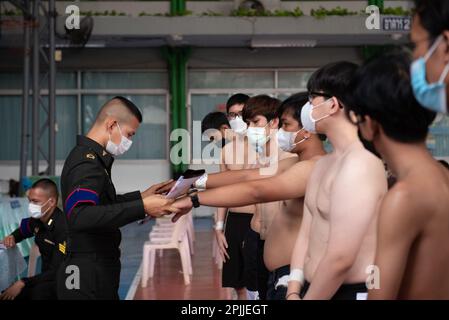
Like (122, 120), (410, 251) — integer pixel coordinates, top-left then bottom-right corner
(214, 230), (230, 261)
(171, 196), (193, 222)
(0, 280), (25, 300)
(142, 194), (179, 218)
(2, 235), (16, 249)
(141, 179), (175, 198)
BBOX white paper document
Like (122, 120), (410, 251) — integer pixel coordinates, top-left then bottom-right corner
(165, 176), (201, 199)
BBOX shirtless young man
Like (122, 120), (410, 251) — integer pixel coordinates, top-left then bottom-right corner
(237, 94), (295, 300)
(286, 62), (387, 300)
(347, 52), (449, 300)
(171, 93), (326, 300)
(200, 94), (291, 299)
(202, 94), (256, 300)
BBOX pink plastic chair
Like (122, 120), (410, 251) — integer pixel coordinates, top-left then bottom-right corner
(141, 214), (192, 286)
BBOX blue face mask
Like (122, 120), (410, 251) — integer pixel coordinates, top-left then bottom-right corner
(411, 35), (449, 113)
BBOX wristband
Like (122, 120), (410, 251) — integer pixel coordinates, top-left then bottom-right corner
(214, 220), (224, 231)
(288, 268), (305, 286)
(194, 173), (208, 190)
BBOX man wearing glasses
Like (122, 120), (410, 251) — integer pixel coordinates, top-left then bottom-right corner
(286, 62), (387, 300)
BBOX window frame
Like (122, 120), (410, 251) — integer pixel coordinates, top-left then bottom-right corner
(0, 69), (170, 163)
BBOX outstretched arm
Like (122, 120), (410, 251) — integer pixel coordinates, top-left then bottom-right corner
(205, 156), (298, 189)
(171, 160), (315, 221)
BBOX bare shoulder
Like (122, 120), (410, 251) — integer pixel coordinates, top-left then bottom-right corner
(341, 146), (385, 178)
(378, 181), (426, 232)
(287, 158), (318, 174)
(277, 156), (301, 173)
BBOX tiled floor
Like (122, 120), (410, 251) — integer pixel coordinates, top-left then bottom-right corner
(119, 217), (229, 300)
(19, 218), (220, 300)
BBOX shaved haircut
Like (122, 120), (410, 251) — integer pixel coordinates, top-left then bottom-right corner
(95, 96), (143, 124)
(32, 178), (59, 201)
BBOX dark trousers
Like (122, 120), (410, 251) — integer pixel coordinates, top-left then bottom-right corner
(243, 228), (269, 300)
(57, 254), (121, 300)
(266, 265), (290, 300)
(300, 281), (367, 300)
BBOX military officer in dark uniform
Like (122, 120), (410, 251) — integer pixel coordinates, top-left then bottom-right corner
(0, 179), (66, 300)
(57, 96), (177, 300)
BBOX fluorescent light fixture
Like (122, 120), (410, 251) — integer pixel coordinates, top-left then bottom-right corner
(251, 38), (317, 48)
(390, 33), (404, 41)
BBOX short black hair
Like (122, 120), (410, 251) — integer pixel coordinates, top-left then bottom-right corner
(307, 61), (358, 107)
(277, 92), (309, 127)
(347, 51), (436, 143)
(414, 0), (449, 42)
(201, 111), (230, 134)
(32, 178), (59, 201)
(277, 92), (327, 141)
(226, 94), (250, 113)
(439, 160), (449, 170)
(242, 95), (281, 123)
(112, 96), (143, 123)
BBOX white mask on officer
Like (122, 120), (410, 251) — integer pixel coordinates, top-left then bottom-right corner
(106, 123), (133, 156)
(28, 198), (51, 219)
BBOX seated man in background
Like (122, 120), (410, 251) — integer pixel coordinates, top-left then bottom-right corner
(0, 179), (66, 300)
(347, 51), (449, 299)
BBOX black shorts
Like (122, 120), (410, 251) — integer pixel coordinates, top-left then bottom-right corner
(266, 265), (290, 300)
(300, 281), (368, 300)
(242, 228), (269, 299)
(222, 211), (252, 289)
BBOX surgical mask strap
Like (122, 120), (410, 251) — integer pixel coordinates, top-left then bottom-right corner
(41, 198), (52, 215)
(291, 127), (306, 144)
(312, 98), (332, 110)
(109, 122), (122, 141)
(439, 62), (449, 83)
(424, 35), (443, 62)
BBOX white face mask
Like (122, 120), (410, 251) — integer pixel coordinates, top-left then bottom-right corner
(277, 127), (307, 152)
(106, 123), (133, 156)
(246, 122), (271, 152)
(300, 98), (332, 134)
(229, 116), (247, 135)
(28, 198), (51, 219)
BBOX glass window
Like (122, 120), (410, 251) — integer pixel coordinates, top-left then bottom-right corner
(82, 94), (167, 160)
(0, 73), (77, 90)
(41, 73), (77, 90)
(189, 71), (274, 89)
(278, 71), (313, 89)
(0, 95), (77, 160)
(190, 94), (229, 161)
(0, 96), (22, 160)
(82, 72), (167, 89)
(39, 96), (78, 160)
(0, 74), (23, 90)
